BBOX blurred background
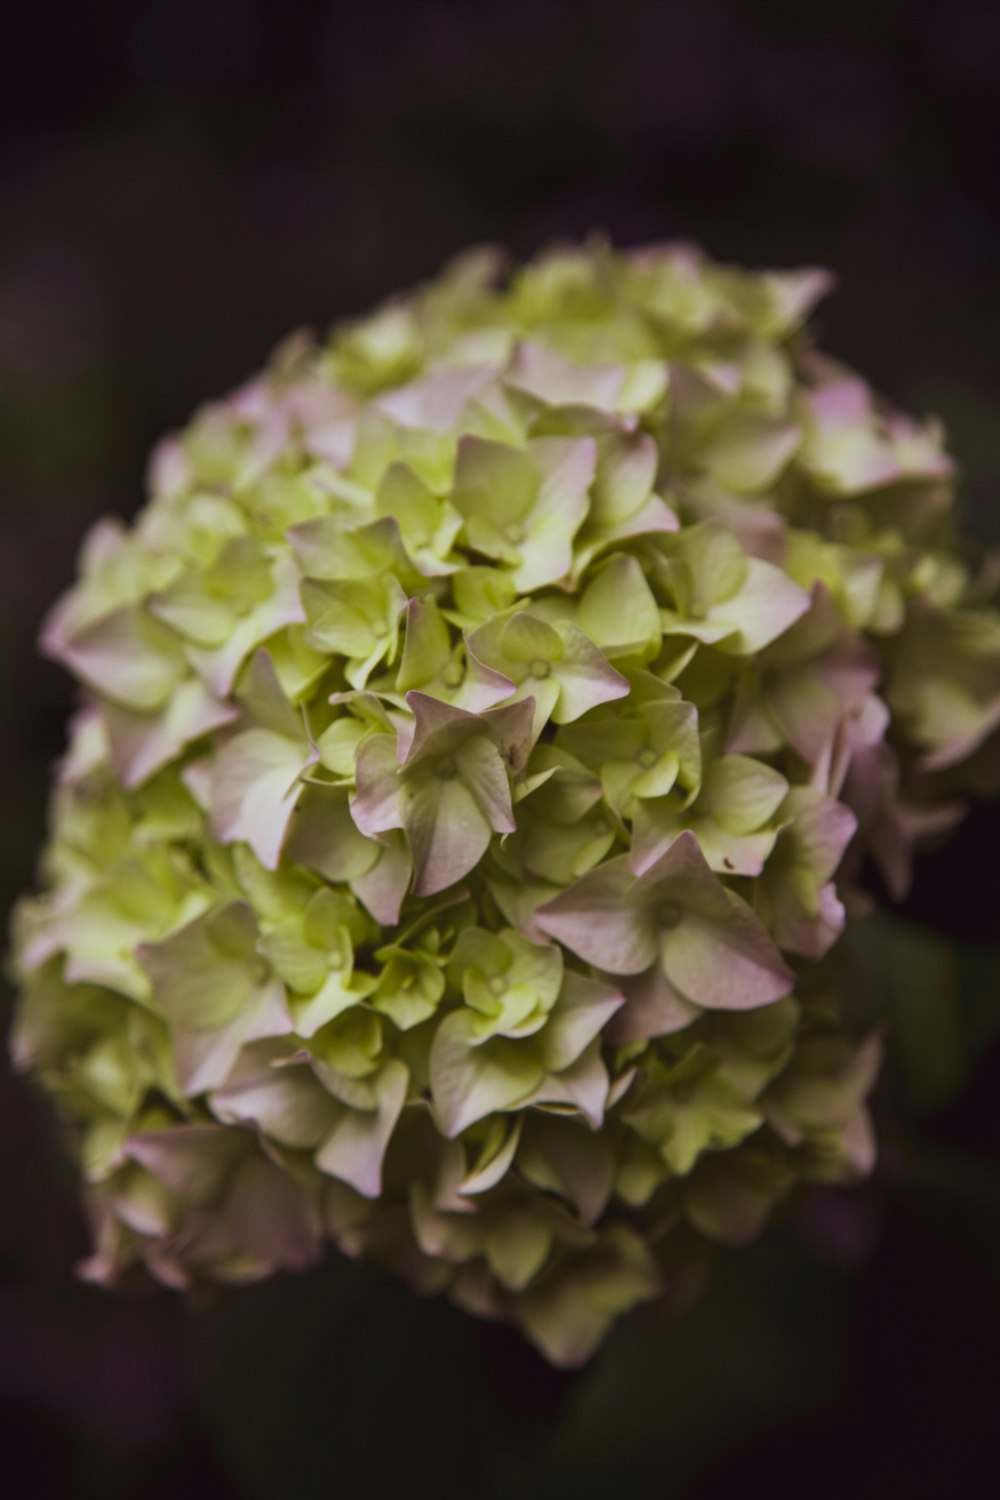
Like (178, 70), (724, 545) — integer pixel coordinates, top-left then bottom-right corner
(2, 2), (999, 1495)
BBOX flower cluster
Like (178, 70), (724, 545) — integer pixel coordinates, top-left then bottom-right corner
(11, 242), (1000, 1364)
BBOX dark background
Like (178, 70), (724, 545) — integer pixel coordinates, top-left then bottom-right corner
(2, 3), (999, 1496)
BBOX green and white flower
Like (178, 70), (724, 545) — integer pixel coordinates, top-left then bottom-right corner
(13, 239), (997, 1365)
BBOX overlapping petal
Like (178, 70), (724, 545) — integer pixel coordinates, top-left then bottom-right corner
(14, 238), (989, 1368)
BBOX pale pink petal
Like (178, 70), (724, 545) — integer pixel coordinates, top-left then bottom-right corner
(536, 857), (656, 975)
(663, 900), (794, 1011)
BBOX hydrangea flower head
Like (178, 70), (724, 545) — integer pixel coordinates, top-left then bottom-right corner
(11, 241), (999, 1365)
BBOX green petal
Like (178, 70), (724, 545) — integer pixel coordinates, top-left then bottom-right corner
(485, 1211), (554, 1291)
(713, 559), (810, 654)
(430, 1010), (544, 1137)
(138, 902), (262, 1034)
(516, 1227), (660, 1367)
(702, 754), (789, 835)
(452, 435), (538, 529)
(701, 411), (801, 493)
(396, 596), (453, 690)
(315, 1059), (409, 1198)
(540, 971), (624, 1071)
(577, 553), (662, 660)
